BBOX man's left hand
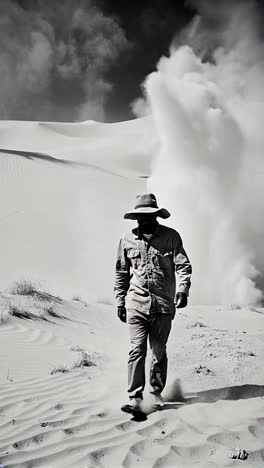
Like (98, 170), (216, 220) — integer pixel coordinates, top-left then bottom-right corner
(117, 306), (127, 323)
(175, 292), (188, 309)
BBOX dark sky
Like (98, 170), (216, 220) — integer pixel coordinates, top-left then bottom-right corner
(98, 0), (196, 121)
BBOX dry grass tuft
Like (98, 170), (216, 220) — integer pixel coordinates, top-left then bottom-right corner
(7, 281), (62, 303)
(50, 365), (70, 375)
(74, 351), (98, 368)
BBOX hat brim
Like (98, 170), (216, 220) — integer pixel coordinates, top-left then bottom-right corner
(124, 207), (171, 220)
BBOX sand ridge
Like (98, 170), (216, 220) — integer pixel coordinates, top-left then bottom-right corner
(0, 378), (263, 467)
(0, 296), (264, 467)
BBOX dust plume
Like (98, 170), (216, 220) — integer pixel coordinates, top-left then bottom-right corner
(143, 0), (264, 305)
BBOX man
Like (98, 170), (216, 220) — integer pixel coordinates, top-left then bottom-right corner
(114, 193), (192, 414)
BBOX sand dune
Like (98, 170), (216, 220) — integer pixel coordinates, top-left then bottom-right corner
(0, 117), (155, 178)
(0, 118), (156, 300)
(0, 292), (263, 467)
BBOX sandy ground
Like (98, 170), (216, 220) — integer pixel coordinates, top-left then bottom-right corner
(0, 292), (264, 467)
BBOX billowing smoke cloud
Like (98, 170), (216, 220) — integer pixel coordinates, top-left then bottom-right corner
(0, 0), (128, 121)
(142, 0), (264, 305)
(130, 97), (150, 117)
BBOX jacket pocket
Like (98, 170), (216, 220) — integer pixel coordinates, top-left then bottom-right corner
(152, 249), (173, 269)
(127, 248), (141, 269)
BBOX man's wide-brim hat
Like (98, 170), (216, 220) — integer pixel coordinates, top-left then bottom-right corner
(124, 193), (171, 220)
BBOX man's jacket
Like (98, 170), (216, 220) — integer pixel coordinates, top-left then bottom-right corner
(114, 223), (192, 314)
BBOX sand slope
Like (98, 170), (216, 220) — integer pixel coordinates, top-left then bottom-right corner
(0, 118), (155, 299)
(0, 117), (155, 178)
(0, 294), (264, 467)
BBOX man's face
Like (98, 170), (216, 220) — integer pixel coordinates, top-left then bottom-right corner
(136, 213), (158, 230)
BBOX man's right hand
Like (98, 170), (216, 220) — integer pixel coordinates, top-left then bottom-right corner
(117, 306), (127, 323)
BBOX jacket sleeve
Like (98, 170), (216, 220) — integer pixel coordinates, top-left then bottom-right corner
(173, 232), (192, 297)
(113, 238), (131, 307)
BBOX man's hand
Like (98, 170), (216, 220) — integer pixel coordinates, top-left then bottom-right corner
(117, 306), (127, 323)
(175, 292), (188, 309)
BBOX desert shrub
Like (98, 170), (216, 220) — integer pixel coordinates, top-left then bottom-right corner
(51, 351), (101, 376)
(0, 287), (64, 325)
(7, 281), (62, 303)
(8, 280), (40, 296)
(74, 351), (98, 368)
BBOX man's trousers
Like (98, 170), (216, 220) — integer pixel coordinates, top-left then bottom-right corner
(127, 309), (173, 398)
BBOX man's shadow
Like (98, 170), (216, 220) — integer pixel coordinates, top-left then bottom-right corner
(162, 384), (264, 410)
(130, 384), (264, 421)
